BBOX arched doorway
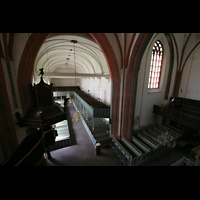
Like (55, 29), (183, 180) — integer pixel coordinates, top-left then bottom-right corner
(17, 33), (121, 138)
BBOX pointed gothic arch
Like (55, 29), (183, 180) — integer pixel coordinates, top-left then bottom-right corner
(122, 33), (174, 140)
(17, 33), (121, 138)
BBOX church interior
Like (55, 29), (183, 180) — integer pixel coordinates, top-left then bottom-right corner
(0, 33), (200, 166)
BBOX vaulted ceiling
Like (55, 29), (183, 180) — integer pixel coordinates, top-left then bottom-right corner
(34, 33), (109, 80)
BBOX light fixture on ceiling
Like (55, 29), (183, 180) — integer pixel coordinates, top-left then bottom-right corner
(70, 40), (80, 122)
(71, 40), (78, 87)
(71, 40), (78, 44)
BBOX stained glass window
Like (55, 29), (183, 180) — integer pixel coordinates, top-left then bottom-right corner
(148, 40), (163, 89)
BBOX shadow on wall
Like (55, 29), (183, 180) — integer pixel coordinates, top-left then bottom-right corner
(93, 87), (95, 98)
(104, 90), (107, 104)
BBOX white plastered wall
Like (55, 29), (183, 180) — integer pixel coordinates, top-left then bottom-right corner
(178, 33), (200, 100)
(134, 33), (177, 129)
(50, 78), (80, 87)
(80, 77), (111, 106)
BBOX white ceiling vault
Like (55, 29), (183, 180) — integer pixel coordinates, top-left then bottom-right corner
(34, 33), (110, 81)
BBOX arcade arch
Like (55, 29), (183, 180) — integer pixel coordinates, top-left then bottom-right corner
(17, 33), (121, 137)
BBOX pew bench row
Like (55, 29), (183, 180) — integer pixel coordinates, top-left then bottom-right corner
(110, 136), (132, 166)
(74, 91), (110, 118)
(73, 101), (111, 147)
(111, 134), (169, 165)
(73, 93), (178, 165)
(109, 141), (129, 165)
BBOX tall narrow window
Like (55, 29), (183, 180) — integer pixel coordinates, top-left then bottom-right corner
(148, 40), (163, 89)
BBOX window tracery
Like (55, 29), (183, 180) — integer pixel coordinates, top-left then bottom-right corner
(148, 40), (163, 89)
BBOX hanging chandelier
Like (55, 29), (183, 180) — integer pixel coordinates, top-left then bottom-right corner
(71, 39), (77, 87)
(157, 130), (176, 148)
(72, 111), (81, 122)
(71, 39), (81, 123)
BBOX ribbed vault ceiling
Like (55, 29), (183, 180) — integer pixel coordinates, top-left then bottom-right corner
(34, 33), (109, 79)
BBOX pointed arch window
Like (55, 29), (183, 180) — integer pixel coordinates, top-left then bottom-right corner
(148, 40), (163, 89)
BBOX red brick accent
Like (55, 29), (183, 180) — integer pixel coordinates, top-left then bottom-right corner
(114, 33), (123, 68)
(122, 33), (148, 140)
(164, 33), (174, 100)
(17, 33), (121, 138)
(125, 33), (136, 68)
(17, 33), (50, 114)
(116, 83), (121, 139)
(90, 33), (120, 82)
(18, 33), (120, 89)
(111, 82), (121, 139)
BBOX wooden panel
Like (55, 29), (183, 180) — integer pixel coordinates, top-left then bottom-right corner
(153, 105), (200, 129)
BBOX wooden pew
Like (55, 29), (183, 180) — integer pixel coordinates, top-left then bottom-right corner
(142, 130), (160, 144)
(121, 137), (142, 156)
(111, 136), (133, 166)
(132, 136), (151, 153)
(109, 141), (129, 165)
(154, 125), (176, 139)
(148, 127), (161, 137)
(93, 132), (109, 139)
(74, 91), (110, 118)
(86, 120), (107, 126)
(136, 132), (158, 149)
(87, 123), (108, 128)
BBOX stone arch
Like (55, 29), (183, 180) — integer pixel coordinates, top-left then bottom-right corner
(122, 33), (155, 140)
(17, 33), (121, 137)
(122, 33), (174, 140)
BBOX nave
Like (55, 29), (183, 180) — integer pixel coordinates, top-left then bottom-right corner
(38, 103), (124, 166)
(2, 33), (200, 166)
(38, 101), (194, 166)
(110, 124), (181, 166)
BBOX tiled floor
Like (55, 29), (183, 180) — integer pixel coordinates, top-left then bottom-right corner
(38, 103), (124, 166)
